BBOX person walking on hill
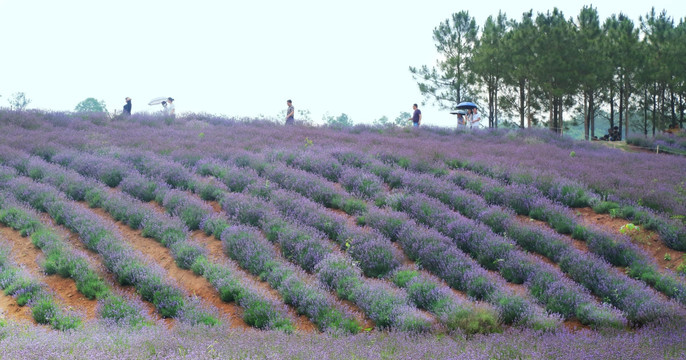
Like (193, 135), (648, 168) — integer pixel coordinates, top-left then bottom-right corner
(470, 108), (481, 129)
(123, 97), (132, 116)
(457, 112), (467, 129)
(285, 100), (295, 125)
(409, 104), (422, 127)
(167, 97), (176, 118)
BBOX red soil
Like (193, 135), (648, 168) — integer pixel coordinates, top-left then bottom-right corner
(82, 205), (251, 330)
(36, 212), (171, 326)
(575, 207), (685, 273)
(0, 226), (98, 322)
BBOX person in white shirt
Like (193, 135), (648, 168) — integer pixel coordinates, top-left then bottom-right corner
(167, 97), (176, 118)
(470, 108), (481, 129)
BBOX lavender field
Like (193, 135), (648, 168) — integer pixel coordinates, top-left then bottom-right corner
(0, 110), (685, 359)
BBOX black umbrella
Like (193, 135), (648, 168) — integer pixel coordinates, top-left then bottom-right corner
(456, 101), (477, 109)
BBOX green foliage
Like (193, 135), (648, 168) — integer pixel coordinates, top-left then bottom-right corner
(74, 98), (107, 113)
(410, 11), (479, 109)
(323, 113), (353, 127)
(7, 92), (31, 111)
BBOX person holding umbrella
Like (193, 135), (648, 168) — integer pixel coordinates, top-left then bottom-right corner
(167, 97), (175, 118)
(470, 107), (481, 129)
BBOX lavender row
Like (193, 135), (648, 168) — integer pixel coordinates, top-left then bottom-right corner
(104, 152), (401, 285)
(219, 191), (434, 331)
(219, 176), (561, 330)
(362, 207), (573, 328)
(442, 155), (686, 250)
(390, 191), (680, 325)
(449, 167), (686, 252)
(259, 186), (546, 329)
(329, 148), (686, 256)
(0, 235), (82, 330)
(189, 159), (494, 332)
(389, 167), (686, 305)
(56, 150), (363, 333)
(217, 224), (362, 333)
(0, 169), (217, 324)
(18, 153), (297, 331)
(231, 150), (632, 327)
(252, 187), (509, 332)
(0, 192), (150, 327)
(266, 149), (386, 201)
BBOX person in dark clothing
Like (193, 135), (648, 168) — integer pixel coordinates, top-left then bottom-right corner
(408, 103), (422, 127)
(285, 100), (294, 125)
(611, 126), (620, 141)
(123, 97), (132, 116)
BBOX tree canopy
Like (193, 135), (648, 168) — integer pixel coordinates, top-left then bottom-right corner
(411, 6), (686, 137)
(74, 98), (107, 113)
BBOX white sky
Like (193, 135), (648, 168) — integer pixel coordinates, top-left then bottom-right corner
(1, 0), (684, 127)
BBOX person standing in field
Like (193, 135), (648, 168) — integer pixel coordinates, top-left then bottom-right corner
(409, 103), (422, 127)
(123, 97), (132, 116)
(285, 100), (295, 125)
(457, 112), (467, 129)
(167, 97), (176, 118)
(470, 107), (481, 129)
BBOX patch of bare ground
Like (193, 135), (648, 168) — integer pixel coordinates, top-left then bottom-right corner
(575, 207), (685, 273)
(36, 212), (170, 326)
(0, 288), (33, 324)
(0, 226), (98, 322)
(74, 203), (250, 330)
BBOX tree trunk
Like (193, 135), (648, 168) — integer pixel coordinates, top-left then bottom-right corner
(548, 94), (555, 131)
(584, 92), (589, 140)
(559, 98), (564, 136)
(643, 88), (648, 137)
(519, 80), (525, 128)
(619, 86), (624, 141)
(624, 83), (630, 140)
(609, 87), (615, 129)
(652, 85), (657, 136)
(590, 92), (595, 138)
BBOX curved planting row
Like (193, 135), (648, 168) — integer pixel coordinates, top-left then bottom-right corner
(0, 192), (150, 327)
(391, 191), (681, 325)
(251, 154), (627, 327)
(260, 186), (559, 329)
(305, 149), (686, 308)
(86, 150), (459, 332)
(43, 149), (364, 333)
(4, 153), (296, 331)
(216, 190), (434, 331)
(191, 157), (549, 330)
(0, 167), (218, 325)
(448, 167), (686, 256)
(202, 154), (598, 329)
(328, 148), (686, 253)
(0, 236), (81, 330)
(189, 159), (503, 332)
(440, 155), (686, 252)
(383, 167), (686, 307)
(225, 151), (645, 326)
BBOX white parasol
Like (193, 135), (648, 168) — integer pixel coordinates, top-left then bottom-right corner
(148, 97), (168, 106)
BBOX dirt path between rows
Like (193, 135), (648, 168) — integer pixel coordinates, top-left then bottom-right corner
(78, 204), (251, 331)
(575, 207), (685, 273)
(35, 213), (171, 326)
(0, 226), (98, 322)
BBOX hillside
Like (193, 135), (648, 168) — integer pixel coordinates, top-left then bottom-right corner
(0, 110), (685, 359)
